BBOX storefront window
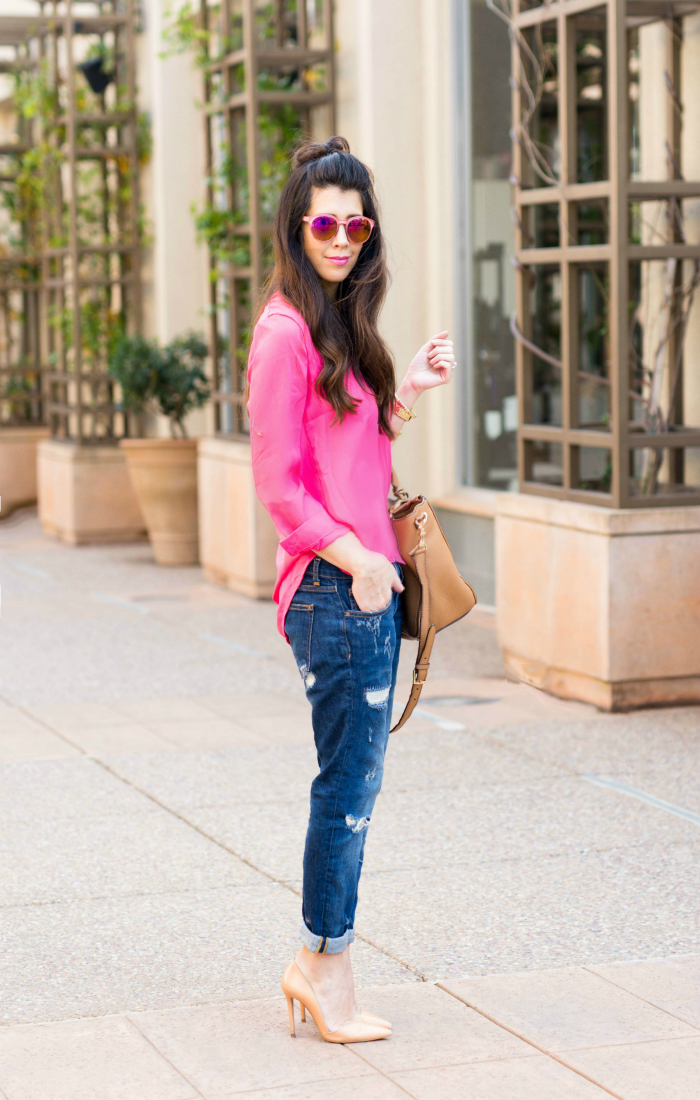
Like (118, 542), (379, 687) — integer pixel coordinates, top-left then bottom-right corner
(466, 0), (517, 491)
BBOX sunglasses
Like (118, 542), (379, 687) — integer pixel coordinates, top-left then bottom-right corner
(302, 214), (375, 244)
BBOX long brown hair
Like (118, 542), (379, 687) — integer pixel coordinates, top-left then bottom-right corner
(257, 136), (395, 436)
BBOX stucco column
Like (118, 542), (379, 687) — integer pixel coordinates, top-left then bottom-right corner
(335, 0), (455, 499)
(140, 0), (211, 437)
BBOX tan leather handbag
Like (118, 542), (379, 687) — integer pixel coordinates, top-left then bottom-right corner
(389, 474), (477, 732)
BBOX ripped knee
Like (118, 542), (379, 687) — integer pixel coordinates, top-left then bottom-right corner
(364, 685), (389, 710)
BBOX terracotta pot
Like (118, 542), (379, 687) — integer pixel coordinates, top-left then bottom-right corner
(120, 438), (199, 565)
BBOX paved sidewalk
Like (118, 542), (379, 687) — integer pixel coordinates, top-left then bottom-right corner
(1, 957), (700, 1099)
(1, 509), (699, 1098)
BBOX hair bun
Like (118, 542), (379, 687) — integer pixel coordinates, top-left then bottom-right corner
(293, 136), (350, 169)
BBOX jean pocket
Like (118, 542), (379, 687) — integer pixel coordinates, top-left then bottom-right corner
(285, 604), (314, 681)
(347, 591), (393, 618)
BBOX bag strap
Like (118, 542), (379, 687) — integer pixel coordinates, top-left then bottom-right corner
(390, 512), (436, 733)
(390, 471), (410, 504)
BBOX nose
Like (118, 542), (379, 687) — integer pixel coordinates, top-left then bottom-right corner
(333, 223), (349, 247)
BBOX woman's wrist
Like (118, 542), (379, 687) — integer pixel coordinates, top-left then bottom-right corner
(396, 377), (420, 409)
(317, 532), (376, 577)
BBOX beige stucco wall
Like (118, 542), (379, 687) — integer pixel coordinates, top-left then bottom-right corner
(336, 0), (457, 499)
(139, 0), (211, 438)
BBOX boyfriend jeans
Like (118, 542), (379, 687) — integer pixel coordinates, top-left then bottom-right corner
(285, 556), (403, 954)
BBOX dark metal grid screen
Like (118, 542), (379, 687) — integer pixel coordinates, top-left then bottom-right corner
(510, 0), (700, 507)
(199, 0), (335, 437)
(0, 1), (141, 442)
(0, 29), (43, 427)
(0, 238), (44, 428)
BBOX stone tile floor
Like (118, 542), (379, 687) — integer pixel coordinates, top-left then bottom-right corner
(0, 509), (699, 1098)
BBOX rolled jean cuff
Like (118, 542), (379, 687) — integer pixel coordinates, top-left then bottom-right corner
(298, 922), (355, 955)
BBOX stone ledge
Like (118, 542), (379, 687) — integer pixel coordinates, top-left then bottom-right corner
(496, 491), (700, 705)
(497, 491), (700, 536)
(0, 425), (50, 513)
(0, 426), (50, 443)
(40, 439), (131, 464)
(433, 486), (500, 518)
(38, 439), (146, 546)
(198, 436), (253, 464)
(197, 436), (278, 599)
(504, 650), (700, 711)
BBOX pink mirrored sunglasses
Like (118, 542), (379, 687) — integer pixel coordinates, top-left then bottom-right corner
(302, 214), (375, 244)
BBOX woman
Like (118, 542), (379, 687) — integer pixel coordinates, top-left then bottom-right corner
(247, 137), (455, 1043)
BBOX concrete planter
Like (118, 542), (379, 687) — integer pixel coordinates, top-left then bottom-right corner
(496, 493), (700, 710)
(0, 426), (50, 516)
(198, 437), (278, 598)
(120, 438), (199, 565)
(38, 439), (146, 544)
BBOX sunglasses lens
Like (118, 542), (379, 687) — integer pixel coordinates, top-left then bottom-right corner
(310, 215), (338, 240)
(347, 217), (372, 243)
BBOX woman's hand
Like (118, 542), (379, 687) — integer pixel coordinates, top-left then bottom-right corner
(351, 550), (403, 612)
(391, 331), (456, 436)
(404, 330), (455, 395)
(317, 533), (404, 612)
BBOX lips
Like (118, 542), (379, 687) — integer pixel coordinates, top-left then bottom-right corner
(327, 257), (350, 267)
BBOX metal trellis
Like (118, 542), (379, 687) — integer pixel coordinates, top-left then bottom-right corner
(198, 0), (335, 437)
(511, 0), (700, 507)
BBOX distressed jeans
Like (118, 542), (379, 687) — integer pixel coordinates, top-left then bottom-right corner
(285, 556), (403, 954)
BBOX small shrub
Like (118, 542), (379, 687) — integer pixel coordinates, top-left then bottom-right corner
(108, 334), (160, 415)
(109, 331), (210, 438)
(156, 333), (210, 436)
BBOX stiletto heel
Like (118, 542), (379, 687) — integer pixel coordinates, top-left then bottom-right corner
(300, 1003), (306, 1023)
(281, 961), (390, 1044)
(285, 993), (296, 1037)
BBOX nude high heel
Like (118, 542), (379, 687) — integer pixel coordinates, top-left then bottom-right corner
(299, 1000), (391, 1031)
(281, 961), (391, 1043)
(297, 1001), (390, 1030)
(359, 1009), (392, 1029)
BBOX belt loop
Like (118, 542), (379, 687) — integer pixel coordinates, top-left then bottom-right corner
(312, 556), (321, 586)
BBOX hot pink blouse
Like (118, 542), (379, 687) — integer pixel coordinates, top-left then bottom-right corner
(247, 293), (401, 639)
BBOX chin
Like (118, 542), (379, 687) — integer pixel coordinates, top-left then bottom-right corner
(324, 266), (352, 281)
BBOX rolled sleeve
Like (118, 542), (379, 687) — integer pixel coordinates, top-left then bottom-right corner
(279, 515), (350, 557)
(247, 310), (349, 556)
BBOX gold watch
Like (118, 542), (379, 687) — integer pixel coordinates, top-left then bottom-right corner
(394, 398), (416, 422)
